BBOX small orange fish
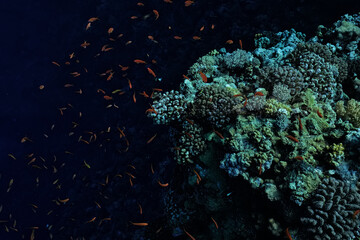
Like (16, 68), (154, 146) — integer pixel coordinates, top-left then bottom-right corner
(80, 41), (90, 48)
(211, 217), (218, 229)
(153, 10), (159, 20)
(294, 156), (304, 161)
(147, 67), (156, 77)
(58, 198), (69, 203)
(199, 71), (207, 83)
(254, 91), (264, 96)
(51, 61), (60, 67)
(239, 39), (243, 49)
(183, 74), (189, 80)
(103, 95), (113, 100)
(185, 118), (194, 125)
(86, 217), (96, 223)
(119, 65), (129, 71)
(153, 88), (163, 92)
(193, 169), (201, 182)
(138, 203), (143, 215)
(353, 209), (360, 219)
(213, 130), (224, 139)
(199, 25), (205, 31)
(285, 228), (292, 240)
(157, 180), (169, 187)
(139, 91), (149, 98)
(286, 135), (299, 143)
(146, 133), (157, 144)
(163, 0), (173, 2)
(150, 163), (155, 174)
(183, 228), (196, 240)
(174, 35), (182, 40)
(148, 35), (154, 40)
(133, 92), (136, 103)
(39, 85), (44, 90)
(130, 16), (138, 20)
(134, 59), (146, 64)
(108, 27), (114, 34)
(184, 0), (194, 7)
(130, 222), (148, 226)
(298, 116), (303, 131)
(211, 24), (215, 30)
(86, 22), (91, 30)
(192, 36), (201, 40)
(88, 17), (99, 22)
(226, 39), (233, 44)
(128, 79), (133, 89)
(317, 109), (323, 118)
(233, 94), (242, 97)
(97, 89), (106, 94)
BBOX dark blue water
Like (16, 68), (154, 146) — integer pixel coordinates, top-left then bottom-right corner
(1, 0), (360, 239)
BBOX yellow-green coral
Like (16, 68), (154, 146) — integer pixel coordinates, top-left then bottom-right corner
(264, 98), (291, 116)
(325, 143), (345, 167)
(336, 99), (360, 128)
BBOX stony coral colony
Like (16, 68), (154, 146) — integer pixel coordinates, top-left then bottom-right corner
(148, 13), (360, 240)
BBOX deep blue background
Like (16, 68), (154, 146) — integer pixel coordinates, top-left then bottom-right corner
(1, 0), (360, 239)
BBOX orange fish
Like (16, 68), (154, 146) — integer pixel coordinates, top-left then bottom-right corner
(147, 67), (156, 77)
(226, 39), (233, 44)
(153, 10), (159, 20)
(80, 41), (90, 48)
(138, 203), (143, 215)
(137, 2), (144, 6)
(108, 27), (114, 34)
(239, 39), (243, 49)
(86, 217), (96, 223)
(103, 95), (113, 100)
(86, 22), (91, 30)
(294, 156), (304, 161)
(286, 135), (299, 143)
(199, 25), (205, 31)
(164, 0), (173, 3)
(317, 109), (323, 118)
(128, 79), (133, 89)
(133, 92), (136, 103)
(192, 36), (201, 40)
(353, 209), (360, 219)
(184, 0), (194, 7)
(134, 59), (146, 64)
(285, 228), (292, 240)
(174, 35), (182, 40)
(97, 89), (106, 94)
(88, 17), (99, 22)
(130, 222), (148, 226)
(148, 35), (154, 40)
(183, 228), (196, 240)
(254, 91), (264, 96)
(39, 85), (44, 90)
(213, 130), (224, 139)
(157, 180), (169, 187)
(211, 217), (218, 229)
(130, 16), (138, 19)
(51, 61), (60, 67)
(211, 24), (215, 30)
(199, 71), (207, 83)
(139, 91), (149, 98)
(183, 74), (189, 80)
(298, 116), (303, 131)
(119, 65), (129, 71)
(146, 133), (157, 144)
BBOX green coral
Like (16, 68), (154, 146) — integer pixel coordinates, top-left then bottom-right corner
(336, 99), (360, 127)
(325, 143), (345, 167)
(264, 98), (292, 116)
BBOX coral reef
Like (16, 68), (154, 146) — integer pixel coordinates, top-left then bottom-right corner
(147, 12), (360, 240)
